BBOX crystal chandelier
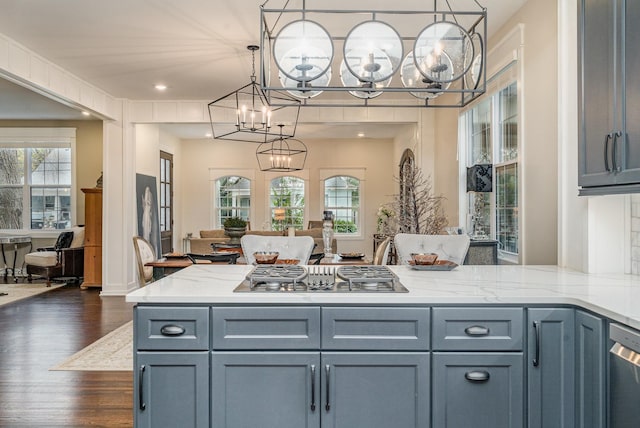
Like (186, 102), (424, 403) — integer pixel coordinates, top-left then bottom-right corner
(259, 0), (487, 108)
(208, 45), (301, 143)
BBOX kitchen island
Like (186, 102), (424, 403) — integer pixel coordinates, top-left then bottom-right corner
(127, 264), (638, 428)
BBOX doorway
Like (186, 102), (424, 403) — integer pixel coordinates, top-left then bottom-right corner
(159, 151), (173, 254)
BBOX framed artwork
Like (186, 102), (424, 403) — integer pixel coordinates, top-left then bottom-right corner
(136, 173), (161, 258)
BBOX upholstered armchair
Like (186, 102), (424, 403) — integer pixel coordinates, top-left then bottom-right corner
(393, 233), (471, 265)
(25, 226), (85, 287)
(240, 235), (315, 265)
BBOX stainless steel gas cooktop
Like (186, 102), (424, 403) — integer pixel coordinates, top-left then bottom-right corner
(233, 265), (409, 293)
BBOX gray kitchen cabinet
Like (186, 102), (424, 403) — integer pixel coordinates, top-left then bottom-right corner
(431, 352), (524, 428)
(321, 352), (430, 428)
(527, 308), (575, 428)
(579, 0), (640, 194)
(135, 351), (209, 428)
(211, 351), (321, 428)
(576, 310), (606, 428)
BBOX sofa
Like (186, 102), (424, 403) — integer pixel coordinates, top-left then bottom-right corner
(189, 228), (337, 255)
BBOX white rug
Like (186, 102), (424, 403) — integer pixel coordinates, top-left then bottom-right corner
(51, 321), (133, 371)
(0, 281), (64, 307)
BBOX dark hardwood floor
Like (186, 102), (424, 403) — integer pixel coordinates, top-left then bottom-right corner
(0, 279), (134, 427)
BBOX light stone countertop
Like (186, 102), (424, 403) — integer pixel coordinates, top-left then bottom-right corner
(126, 264), (640, 330)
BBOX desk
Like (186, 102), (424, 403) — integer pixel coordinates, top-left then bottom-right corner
(0, 234), (32, 282)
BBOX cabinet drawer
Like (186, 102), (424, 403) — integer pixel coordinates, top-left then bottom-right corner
(136, 306), (209, 351)
(432, 307), (524, 351)
(212, 307), (320, 350)
(322, 307), (430, 350)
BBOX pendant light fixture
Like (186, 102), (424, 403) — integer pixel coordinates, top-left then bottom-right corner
(256, 124), (308, 172)
(208, 45), (301, 143)
(260, 0), (487, 108)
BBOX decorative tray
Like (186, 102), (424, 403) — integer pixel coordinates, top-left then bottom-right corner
(339, 252), (365, 260)
(408, 260), (458, 271)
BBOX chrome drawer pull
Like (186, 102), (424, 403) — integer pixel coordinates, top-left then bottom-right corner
(160, 324), (186, 336)
(325, 365), (331, 412)
(465, 370), (490, 382)
(464, 325), (490, 336)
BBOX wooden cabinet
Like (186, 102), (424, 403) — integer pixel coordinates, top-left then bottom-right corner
(81, 188), (102, 288)
(527, 308), (576, 428)
(579, 0), (640, 194)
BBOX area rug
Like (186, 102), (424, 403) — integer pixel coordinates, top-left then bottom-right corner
(50, 321), (133, 371)
(0, 281), (64, 307)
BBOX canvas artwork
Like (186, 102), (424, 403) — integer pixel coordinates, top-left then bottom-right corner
(136, 174), (161, 258)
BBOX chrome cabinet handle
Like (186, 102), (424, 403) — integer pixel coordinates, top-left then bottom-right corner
(139, 365), (146, 411)
(604, 133), (613, 172)
(325, 365), (331, 412)
(533, 321), (540, 367)
(310, 365), (316, 411)
(464, 325), (490, 337)
(465, 370), (490, 382)
(160, 324), (186, 336)
(612, 131), (622, 172)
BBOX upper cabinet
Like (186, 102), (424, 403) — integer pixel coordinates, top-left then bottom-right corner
(579, 0), (640, 195)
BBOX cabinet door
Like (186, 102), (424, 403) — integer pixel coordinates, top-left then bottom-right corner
(212, 352), (320, 428)
(527, 308), (575, 428)
(576, 310), (606, 428)
(617, 0), (640, 184)
(135, 352), (209, 428)
(578, 0), (617, 187)
(432, 352), (524, 428)
(321, 352), (430, 428)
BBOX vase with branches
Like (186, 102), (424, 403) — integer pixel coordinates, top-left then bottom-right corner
(386, 165), (448, 236)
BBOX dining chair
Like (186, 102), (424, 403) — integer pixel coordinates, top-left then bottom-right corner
(240, 235), (315, 265)
(393, 233), (471, 265)
(132, 236), (156, 286)
(372, 236), (393, 265)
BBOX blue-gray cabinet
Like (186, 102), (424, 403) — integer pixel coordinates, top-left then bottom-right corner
(134, 306), (211, 428)
(135, 352), (209, 428)
(527, 308), (575, 428)
(576, 310), (606, 428)
(211, 352), (320, 428)
(322, 352), (430, 428)
(579, 0), (640, 194)
(431, 352), (524, 428)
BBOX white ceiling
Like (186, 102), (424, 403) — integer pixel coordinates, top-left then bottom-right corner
(0, 0), (527, 138)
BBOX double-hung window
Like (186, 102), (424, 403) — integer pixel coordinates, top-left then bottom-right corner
(270, 176), (305, 231)
(214, 176), (251, 228)
(0, 128), (75, 231)
(323, 176), (360, 235)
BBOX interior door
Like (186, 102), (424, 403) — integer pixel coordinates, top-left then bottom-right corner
(159, 151), (173, 255)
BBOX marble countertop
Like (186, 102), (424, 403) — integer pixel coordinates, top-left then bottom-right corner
(126, 264), (640, 330)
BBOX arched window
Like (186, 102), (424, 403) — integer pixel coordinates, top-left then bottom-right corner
(270, 176), (304, 231)
(214, 176), (251, 228)
(324, 175), (360, 235)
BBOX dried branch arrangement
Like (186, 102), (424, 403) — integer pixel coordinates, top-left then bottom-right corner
(380, 166), (448, 236)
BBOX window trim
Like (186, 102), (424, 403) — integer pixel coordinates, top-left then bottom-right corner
(0, 128), (77, 236)
(320, 168), (365, 239)
(209, 168), (255, 229)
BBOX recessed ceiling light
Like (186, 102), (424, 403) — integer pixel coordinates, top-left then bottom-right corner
(154, 84), (167, 91)
(81, 111), (90, 116)
(357, 132), (365, 138)
(205, 133), (212, 138)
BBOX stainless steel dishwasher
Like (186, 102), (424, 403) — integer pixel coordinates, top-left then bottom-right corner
(610, 323), (640, 428)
